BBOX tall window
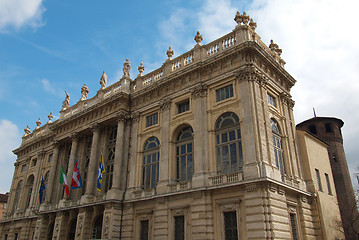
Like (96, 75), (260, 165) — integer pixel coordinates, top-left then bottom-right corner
(68, 218), (77, 240)
(140, 220), (149, 240)
(224, 211), (238, 240)
(82, 137), (92, 195)
(271, 119), (286, 176)
(142, 137), (160, 189)
(176, 126), (194, 182)
(325, 173), (332, 195)
(177, 100), (190, 114)
(92, 215), (103, 239)
(315, 169), (323, 192)
(215, 112), (243, 174)
(47, 221), (55, 240)
(174, 216), (185, 240)
(25, 175), (34, 208)
(290, 213), (298, 240)
(12, 180), (23, 212)
(105, 126), (117, 192)
(216, 84), (234, 102)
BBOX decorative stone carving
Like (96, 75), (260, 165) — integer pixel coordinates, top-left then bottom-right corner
(62, 91), (70, 109)
(47, 112), (53, 123)
(166, 46), (174, 60)
(131, 112), (140, 122)
(116, 111), (129, 122)
(280, 92), (295, 109)
(235, 65), (264, 83)
(194, 31), (203, 45)
(80, 84), (89, 101)
(123, 59), (131, 77)
(191, 83), (208, 99)
(138, 62), (145, 77)
(100, 71), (107, 89)
(269, 40), (282, 56)
(104, 215), (109, 237)
(234, 11), (250, 25)
(76, 215), (83, 238)
(35, 118), (41, 129)
(249, 18), (257, 30)
(24, 125), (31, 136)
(159, 98), (171, 111)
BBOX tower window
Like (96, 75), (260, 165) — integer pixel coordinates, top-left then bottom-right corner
(325, 173), (332, 195)
(315, 169), (323, 192)
(309, 125), (317, 134)
(325, 123), (332, 133)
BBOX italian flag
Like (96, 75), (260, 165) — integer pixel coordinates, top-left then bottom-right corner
(60, 165), (69, 196)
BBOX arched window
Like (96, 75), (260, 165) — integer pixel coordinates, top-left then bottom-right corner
(12, 180), (23, 212)
(68, 217), (77, 240)
(25, 175), (34, 208)
(176, 126), (194, 182)
(105, 126), (117, 192)
(271, 119), (286, 176)
(142, 137), (160, 189)
(215, 112), (243, 174)
(92, 215), (103, 239)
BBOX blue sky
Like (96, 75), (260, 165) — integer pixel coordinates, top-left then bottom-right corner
(1, 0), (359, 193)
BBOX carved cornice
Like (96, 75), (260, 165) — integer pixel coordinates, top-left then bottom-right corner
(37, 149), (46, 159)
(191, 83), (208, 99)
(116, 111), (129, 122)
(159, 98), (171, 111)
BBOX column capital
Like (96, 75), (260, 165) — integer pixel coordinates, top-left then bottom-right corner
(116, 111), (129, 122)
(131, 112), (140, 122)
(70, 132), (79, 141)
(91, 122), (101, 132)
(235, 64), (266, 85)
(191, 83), (208, 99)
(52, 140), (60, 148)
(159, 98), (171, 111)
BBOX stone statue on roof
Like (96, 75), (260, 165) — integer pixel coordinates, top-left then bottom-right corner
(24, 125), (31, 136)
(123, 59), (131, 77)
(47, 112), (53, 123)
(80, 84), (89, 101)
(62, 91), (70, 109)
(100, 71), (107, 89)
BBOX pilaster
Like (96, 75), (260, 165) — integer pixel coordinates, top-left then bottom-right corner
(46, 141), (60, 203)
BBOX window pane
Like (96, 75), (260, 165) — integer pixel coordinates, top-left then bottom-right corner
(221, 133), (228, 143)
(187, 143), (192, 153)
(229, 130), (236, 141)
(187, 154), (193, 180)
(222, 145), (229, 173)
(151, 165), (156, 188)
(181, 145), (186, 154)
(230, 143), (238, 170)
(140, 220), (149, 240)
(181, 156), (186, 181)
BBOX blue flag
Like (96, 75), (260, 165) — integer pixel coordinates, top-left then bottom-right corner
(97, 154), (105, 191)
(39, 177), (45, 204)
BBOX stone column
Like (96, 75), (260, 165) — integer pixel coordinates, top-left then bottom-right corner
(64, 134), (79, 199)
(126, 112), (140, 198)
(46, 141), (60, 203)
(191, 83), (209, 188)
(81, 124), (100, 202)
(157, 98), (171, 194)
(107, 112), (126, 199)
(52, 212), (68, 240)
(236, 65), (261, 180)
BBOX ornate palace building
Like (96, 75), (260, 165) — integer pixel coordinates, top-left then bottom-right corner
(0, 11), (346, 239)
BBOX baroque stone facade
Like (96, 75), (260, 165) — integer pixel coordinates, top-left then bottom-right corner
(0, 11), (345, 239)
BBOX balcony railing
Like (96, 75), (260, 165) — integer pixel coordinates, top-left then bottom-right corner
(209, 171), (243, 186)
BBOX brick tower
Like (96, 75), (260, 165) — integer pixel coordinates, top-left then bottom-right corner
(297, 117), (359, 239)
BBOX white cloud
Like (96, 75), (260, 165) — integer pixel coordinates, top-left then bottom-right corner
(0, 119), (21, 192)
(0, 0), (46, 32)
(247, 0), (359, 177)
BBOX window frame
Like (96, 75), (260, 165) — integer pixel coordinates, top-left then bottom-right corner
(142, 137), (160, 190)
(105, 126), (117, 192)
(315, 169), (323, 192)
(216, 84), (234, 102)
(176, 126), (194, 182)
(325, 173), (332, 195)
(271, 119), (286, 177)
(215, 112), (244, 175)
(177, 99), (190, 114)
(267, 93), (277, 108)
(146, 112), (159, 128)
